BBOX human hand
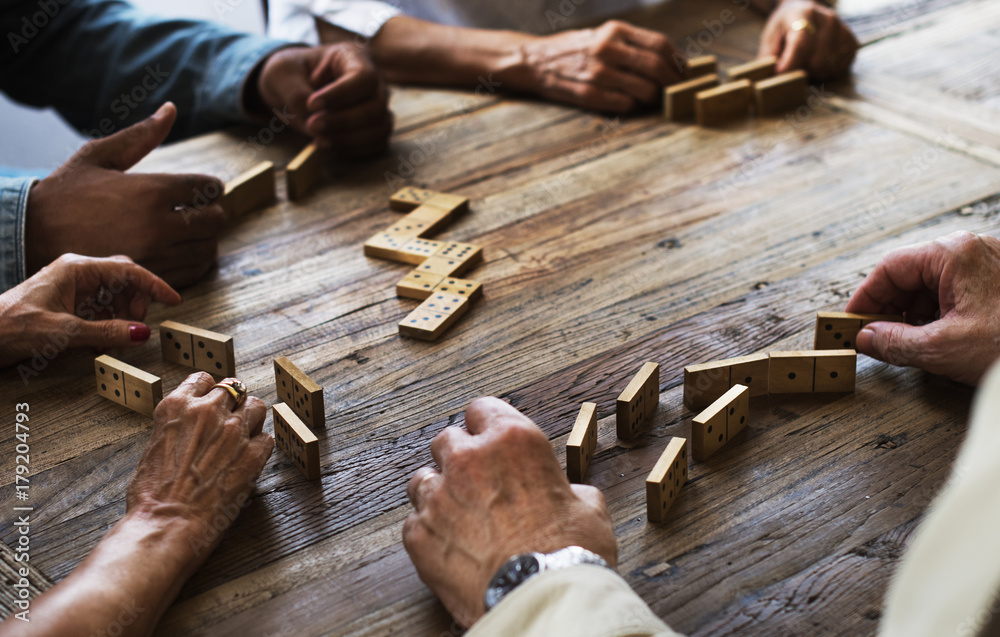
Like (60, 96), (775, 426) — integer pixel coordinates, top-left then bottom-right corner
(508, 20), (685, 113)
(0, 254), (181, 367)
(402, 397), (617, 628)
(127, 372), (274, 563)
(759, 0), (858, 81)
(846, 231), (1000, 386)
(257, 43), (393, 157)
(25, 103), (228, 288)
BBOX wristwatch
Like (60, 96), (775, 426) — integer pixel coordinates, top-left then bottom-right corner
(483, 546), (610, 611)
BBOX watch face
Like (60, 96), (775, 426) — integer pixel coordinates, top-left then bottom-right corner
(485, 554), (541, 609)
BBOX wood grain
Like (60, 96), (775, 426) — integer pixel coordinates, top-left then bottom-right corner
(1, 1), (998, 635)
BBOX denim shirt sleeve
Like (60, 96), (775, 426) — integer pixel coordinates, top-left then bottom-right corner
(0, 0), (297, 141)
(0, 177), (33, 293)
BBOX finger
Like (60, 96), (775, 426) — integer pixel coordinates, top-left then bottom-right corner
(846, 241), (946, 314)
(172, 371), (217, 398)
(611, 21), (678, 61)
(104, 259), (183, 308)
(245, 431), (275, 479)
(579, 58), (661, 103)
(321, 120), (394, 158)
(464, 397), (535, 436)
(808, 16), (837, 79)
(155, 260), (217, 290)
(306, 94), (391, 135)
(777, 29), (813, 75)
(205, 377), (246, 413)
(571, 483), (608, 511)
(146, 173), (226, 208)
(430, 426), (468, 470)
(242, 396), (267, 437)
(83, 102), (177, 171)
(831, 26), (859, 77)
(65, 317), (153, 349)
(174, 204), (229, 240)
(599, 41), (679, 87)
(855, 321), (940, 370)
(406, 467), (442, 510)
(307, 55), (380, 112)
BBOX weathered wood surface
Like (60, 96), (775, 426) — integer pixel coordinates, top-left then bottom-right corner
(2, 0), (999, 635)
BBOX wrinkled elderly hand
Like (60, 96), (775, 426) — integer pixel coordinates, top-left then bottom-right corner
(403, 397), (617, 628)
(759, 0), (858, 81)
(846, 231), (1000, 386)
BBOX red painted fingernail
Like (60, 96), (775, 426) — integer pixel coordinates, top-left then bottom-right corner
(130, 324), (151, 342)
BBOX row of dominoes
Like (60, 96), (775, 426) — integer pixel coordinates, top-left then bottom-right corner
(665, 55), (810, 125)
(96, 322), (326, 481)
(218, 143), (323, 219)
(566, 312), (904, 523)
(364, 188), (486, 341)
(565, 362), (686, 522)
(96, 320), (237, 416)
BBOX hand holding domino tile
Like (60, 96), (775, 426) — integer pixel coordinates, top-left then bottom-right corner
(846, 231), (1000, 386)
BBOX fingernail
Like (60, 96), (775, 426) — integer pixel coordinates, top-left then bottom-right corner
(153, 102), (172, 119)
(130, 324), (151, 342)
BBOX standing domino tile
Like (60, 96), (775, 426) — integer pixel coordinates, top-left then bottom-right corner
(272, 403), (320, 480)
(220, 161), (275, 218)
(665, 74), (720, 121)
(616, 361), (660, 439)
(727, 56), (777, 83)
(695, 80), (752, 126)
(691, 384), (749, 461)
(685, 55), (718, 79)
(566, 402), (597, 483)
(755, 70), (808, 116)
(160, 321), (236, 377)
(645, 437), (688, 523)
(274, 357), (326, 429)
(95, 355), (162, 417)
(814, 311), (904, 350)
(285, 143), (323, 201)
(683, 352), (768, 410)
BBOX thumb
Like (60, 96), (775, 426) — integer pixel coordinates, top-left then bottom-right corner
(81, 102), (177, 171)
(68, 319), (152, 350)
(856, 321), (932, 369)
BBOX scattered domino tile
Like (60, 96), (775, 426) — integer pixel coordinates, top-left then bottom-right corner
(665, 74), (720, 121)
(685, 55), (718, 79)
(95, 355), (162, 417)
(389, 187), (438, 211)
(371, 188), (486, 341)
(274, 357), (325, 429)
(220, 161), (275, 218)
(160, 320), (236, 377)
(755, 70), (808, 116)
(691, 384), (749, 462)
(695, 80), (752, 126)
(272, 403), (320, 480)
(616, 361), (660, 439)
(645, 436), (688, 523)
(768, 350), (857, 393)
(285, 143), (322, 202)
(814, 311), (904, 350)
(683, 352), (768, 410)
(566, 402), (598, 483)
(727, 56), (777, 83)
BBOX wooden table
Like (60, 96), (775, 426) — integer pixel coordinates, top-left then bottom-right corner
(3, 0), (999, 634)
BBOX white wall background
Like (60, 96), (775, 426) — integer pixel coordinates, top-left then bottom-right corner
(0, 0), (265, 172)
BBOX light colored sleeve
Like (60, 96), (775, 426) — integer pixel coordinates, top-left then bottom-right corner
(879, 362), (1000, 637)
(268, 0), (400, 44)
(467, 565), (683, 637)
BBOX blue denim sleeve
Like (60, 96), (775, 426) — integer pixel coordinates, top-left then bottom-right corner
(0, 0), (296, 141)
(0, 177), (33, 293)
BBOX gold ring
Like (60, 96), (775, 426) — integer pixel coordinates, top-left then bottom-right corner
(211, 379), (247, 410)
(791, 18), (817, 35)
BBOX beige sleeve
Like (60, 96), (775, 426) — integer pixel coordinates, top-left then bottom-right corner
(467, 564), (682, 637)
(879, 362), (1000, 637)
